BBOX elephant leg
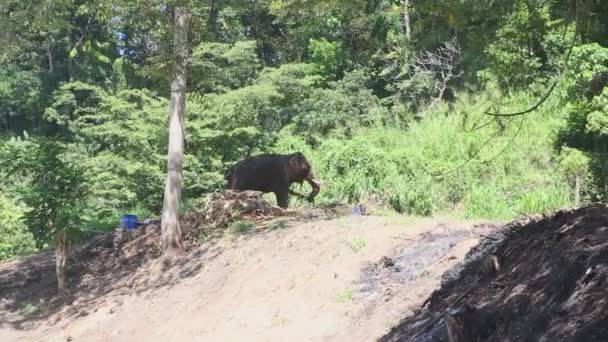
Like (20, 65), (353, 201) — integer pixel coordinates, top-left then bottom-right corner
(275, 188), (289, 209)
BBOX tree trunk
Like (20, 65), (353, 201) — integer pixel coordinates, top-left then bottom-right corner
(401, 0), (412, 41)
(574, 173), (581, 207)
(55, 230), (70, 294)
(208, 0), (220, 38)
(161, 4), (191, 257)
(67, 35), (74, 81)
(47, 45), (54, 72)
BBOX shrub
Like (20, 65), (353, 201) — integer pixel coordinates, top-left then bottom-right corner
(0, 193), (35, 260)
(229, 220), (255, 234)
(274, 89), (571, 219)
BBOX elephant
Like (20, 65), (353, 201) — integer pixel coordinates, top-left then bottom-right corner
(225, 152), (321, 209)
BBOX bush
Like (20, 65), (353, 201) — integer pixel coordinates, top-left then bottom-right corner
(0, 193), (35, 260)
(275, 89), (572, 219)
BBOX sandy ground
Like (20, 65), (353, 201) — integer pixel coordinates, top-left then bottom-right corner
(0, 214), (495, 342)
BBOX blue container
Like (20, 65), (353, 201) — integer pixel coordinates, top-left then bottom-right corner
(121, 214), (139, 231)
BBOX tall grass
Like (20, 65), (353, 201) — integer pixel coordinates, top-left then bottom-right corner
(275, 89), (572, 219)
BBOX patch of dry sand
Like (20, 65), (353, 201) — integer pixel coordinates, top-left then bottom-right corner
(1, 215), (494, 342)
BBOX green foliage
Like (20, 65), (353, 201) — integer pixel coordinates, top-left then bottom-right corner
(313, 135), (396, 204)
(229, 220), (255, 234)
(559, 147), (590, 179)
(44, 85), (170, 216)
(268, 219), (288, 230)
(0, 66), (45, 133)
(347, 238), (367, 253)
(19, 302), (42, 316)
(562, 43), (608, 101)
(464, 184), (514, 219)
(586, 88), (608, 136)
(43, 82), (107, 129)
(190, 41), (261, 93)
(112, 58), (129, 92)
(516, 185), (570, 215)
(1, 0), (608, 260)
(275, 89), (571, 218)
(0, 193), (35, 260)
(555, 43), (608, 202)
(292, 69), (387, 144)
(557, 146), (591, 202)
(308, 38), (345, 78)
(336, 288), (354, 302)
(0, 138), (90, 248)
(481, 1), (565, 87)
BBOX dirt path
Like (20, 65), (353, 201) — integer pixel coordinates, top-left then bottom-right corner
(1, 215), (496, 342)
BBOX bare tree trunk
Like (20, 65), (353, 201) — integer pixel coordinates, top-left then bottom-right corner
(47, 45), (54, 72)
(55, 230), (70, 294)
(161, 4), (191, 257)
(574, 174), (581, 207)
(67, 35), (74, 80)
(401, 0), (412, 41)
(208, 0), (220, 38)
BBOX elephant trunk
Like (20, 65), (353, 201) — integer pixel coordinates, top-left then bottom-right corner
(305, 171), (321, 202)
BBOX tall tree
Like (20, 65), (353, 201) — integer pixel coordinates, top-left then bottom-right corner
(161, 3), (192, 256)
(401, 0), (412, 41)
(1, 138), (89, 293)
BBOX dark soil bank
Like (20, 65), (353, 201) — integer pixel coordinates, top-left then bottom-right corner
(381, 204), (608, 342)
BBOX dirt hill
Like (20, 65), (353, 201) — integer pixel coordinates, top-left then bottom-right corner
(6, 199), (608, 342)
(0, 202), (495, 342)
(381, 204), (608, 342)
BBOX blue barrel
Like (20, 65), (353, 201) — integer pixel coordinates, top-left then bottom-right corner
(121, 214), (139, 231)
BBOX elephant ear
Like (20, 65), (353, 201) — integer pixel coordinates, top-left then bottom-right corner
(287, 152), (311, 182)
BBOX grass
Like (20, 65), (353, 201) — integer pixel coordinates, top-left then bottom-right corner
(347, 238), (367, 253)
(229, 220), (256, 234)
(336, 289), (354, 302)
(197, 230), (210, 243)
(274, 89), (574, 221)
(268, 219), (288, 230)
(19, 302), (42, 315)
(271, 315), (290, 326)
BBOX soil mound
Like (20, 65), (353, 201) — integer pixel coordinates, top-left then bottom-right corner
(0, 191), (347, 329)
(380, 204), (608, 342)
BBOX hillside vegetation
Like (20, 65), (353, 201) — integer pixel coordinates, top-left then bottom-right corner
(1, 0), (607, 260)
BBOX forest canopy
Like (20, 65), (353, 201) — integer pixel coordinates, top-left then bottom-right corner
(1, 0), (607, 260)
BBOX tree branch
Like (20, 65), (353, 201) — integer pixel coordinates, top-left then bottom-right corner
(413, 37), (462, 116)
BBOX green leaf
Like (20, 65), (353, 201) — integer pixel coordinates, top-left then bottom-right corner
(94, 50), (111, 64)
(69, 47), (78, 58)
